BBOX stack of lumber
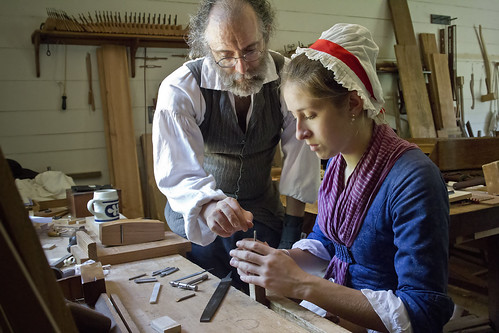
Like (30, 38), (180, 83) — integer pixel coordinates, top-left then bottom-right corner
(388, 0), (461, 139)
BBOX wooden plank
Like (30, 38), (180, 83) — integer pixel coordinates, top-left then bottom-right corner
(110, 294), (140, 333)
(96, 45), (144, 218)
(0, 148), (78, 332)
(140, 134), (167, 223)
(394, 44), (436, 138)
(388, 0), (417, 45)
(429, 54), (458, 131)
(419, 33), (442, 130)
(267, 293), (350, 333)
(419, 33), (439, 70)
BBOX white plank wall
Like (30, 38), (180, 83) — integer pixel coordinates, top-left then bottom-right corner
(0, 0), (498, 186)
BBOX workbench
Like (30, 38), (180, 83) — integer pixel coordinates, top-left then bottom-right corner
(40, 229), (347, 332)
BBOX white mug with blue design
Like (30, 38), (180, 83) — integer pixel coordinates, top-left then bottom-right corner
(86, 189), (120, 222)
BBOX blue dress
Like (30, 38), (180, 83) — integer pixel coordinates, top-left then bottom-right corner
(308, 149), (454, 332)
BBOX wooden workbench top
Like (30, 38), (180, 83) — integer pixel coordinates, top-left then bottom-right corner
(104, 255), (312, 332)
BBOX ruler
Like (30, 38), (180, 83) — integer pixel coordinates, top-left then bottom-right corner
(200, 272), (232, 322)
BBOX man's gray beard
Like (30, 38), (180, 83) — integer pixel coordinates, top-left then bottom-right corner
(212, 56), (268, 97)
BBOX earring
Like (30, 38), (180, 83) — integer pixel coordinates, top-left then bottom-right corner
(351, 114), (356, 124)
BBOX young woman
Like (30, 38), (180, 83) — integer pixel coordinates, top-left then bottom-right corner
(229, 23), (454, 332)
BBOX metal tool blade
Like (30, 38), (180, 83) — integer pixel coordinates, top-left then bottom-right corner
(200, 272), (232, 322)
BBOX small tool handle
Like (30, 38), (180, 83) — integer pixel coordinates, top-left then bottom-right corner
(62, 94), (67, 110)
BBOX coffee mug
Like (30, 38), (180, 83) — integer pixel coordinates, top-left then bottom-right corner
(87, 189), (120, 222)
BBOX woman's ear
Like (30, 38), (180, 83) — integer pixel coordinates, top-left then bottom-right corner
(348, 92), (364, 116)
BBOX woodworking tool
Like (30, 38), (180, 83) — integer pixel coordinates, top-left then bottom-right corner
(169, 280), (198, 291)
(160, 267), (179, 277)
(185, 273), (208, 285)
(86, 52), (95, 111)
(176, 293), (196, 302)
(171, 268), (213, 282)
(200, 272), (232, 322)
(152, 266), (173, 276)
(135, 277), (158, 284)
(128, 273), (147, 281)
(62, 45), (67, 110)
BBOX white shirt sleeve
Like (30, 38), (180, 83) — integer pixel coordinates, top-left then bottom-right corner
(152, 64), (226, 246)
(362, 289), (413, 333)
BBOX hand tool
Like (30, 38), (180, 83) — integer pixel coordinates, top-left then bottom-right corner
(176, 293), (196, 302)
(135, 277), (158, 284)
(128, 273), (147, 281)
(62, 45), (67, 110)
(200, 272), (232, 322)
(169, 280), (198, 291)
(171, 268), (213, 282)
(185, 273), (208, 285)
(86, 53), (95, 111)
(152, 266), (173, 276)
(160, 267), (179, 277)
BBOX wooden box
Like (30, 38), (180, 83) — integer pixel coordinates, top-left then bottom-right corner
(66, 189), (122, 218)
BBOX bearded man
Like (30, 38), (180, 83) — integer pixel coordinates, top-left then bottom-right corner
(152, 0), (320, 292)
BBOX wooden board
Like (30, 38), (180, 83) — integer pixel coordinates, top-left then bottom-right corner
(430, 54), (458, 131)
(140, 134), (167, 223)
(71, 230), (191, 265)
(419, 33), (439, 71)
(104, 255), (314, 332)
(97, 45), (144, 218)
(388, 0), (417, 45)
(394, 44), (436, 138)
(267, 293), (350, 333)
(419, 33), (442, 130)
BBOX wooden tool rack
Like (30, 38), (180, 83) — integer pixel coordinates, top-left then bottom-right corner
(31, 29), (189, 78)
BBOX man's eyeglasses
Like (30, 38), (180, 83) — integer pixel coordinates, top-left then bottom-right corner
(215, 50), (264, 68)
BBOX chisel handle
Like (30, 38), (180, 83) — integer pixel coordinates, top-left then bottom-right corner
(62, 94), (67, 110)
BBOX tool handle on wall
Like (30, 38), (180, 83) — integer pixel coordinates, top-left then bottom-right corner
(62, 94), (67, 110)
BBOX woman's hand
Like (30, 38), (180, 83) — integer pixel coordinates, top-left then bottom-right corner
(201, 198), (254, 237)
(229, 239), (309, 298)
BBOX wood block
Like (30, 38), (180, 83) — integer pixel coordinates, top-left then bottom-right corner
(80, 262), (106, 306)
(483, 160), (499, 195)
(150, 315), (181, 333)
(76, 230), (97, 260)
(98, 219), (165, 246)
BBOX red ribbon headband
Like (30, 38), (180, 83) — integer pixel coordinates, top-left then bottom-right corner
(309, 39), (375, 100)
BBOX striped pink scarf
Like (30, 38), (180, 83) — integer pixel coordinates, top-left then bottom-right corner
(317, 124), (418, 285)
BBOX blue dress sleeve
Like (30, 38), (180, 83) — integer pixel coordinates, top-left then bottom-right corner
(388, 151), (454, 332)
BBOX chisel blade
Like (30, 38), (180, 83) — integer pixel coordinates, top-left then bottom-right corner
(200, 272), (232, 322)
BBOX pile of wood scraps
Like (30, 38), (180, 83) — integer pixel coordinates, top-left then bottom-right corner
(43, 8), (187, 36)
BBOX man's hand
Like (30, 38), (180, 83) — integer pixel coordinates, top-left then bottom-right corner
(201, 198), (253, 237)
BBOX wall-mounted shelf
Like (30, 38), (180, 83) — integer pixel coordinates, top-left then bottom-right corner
(31, 29), (189, 78)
